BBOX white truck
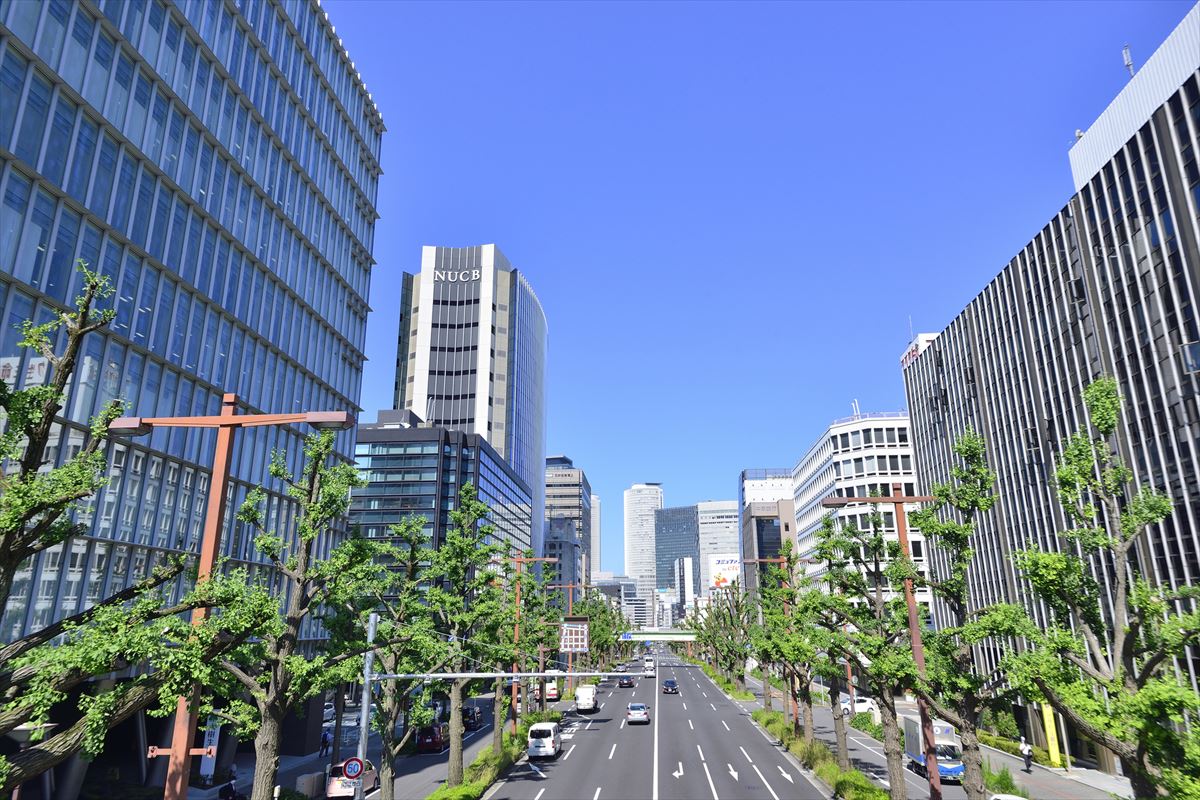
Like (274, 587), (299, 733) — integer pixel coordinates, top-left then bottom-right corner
(575, 684), (598, 712)
(902, 714), (965, 783)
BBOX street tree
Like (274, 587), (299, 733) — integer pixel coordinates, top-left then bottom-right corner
(909, 429), (1028, 800)
(1008, 378), (1200, 798)
(757, 542), (823, 741)
(424, 483), (506, 788)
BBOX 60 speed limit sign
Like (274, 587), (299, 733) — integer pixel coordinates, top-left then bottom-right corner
(343, 757), (364, 780)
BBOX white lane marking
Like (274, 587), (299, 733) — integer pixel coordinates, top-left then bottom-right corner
(586, 719), (593, 730)
(688, 718), (694, 730)
(529, 763), (545, 778)
(620, 719), (626, 729)
(608, 743), (617, 760)
(696, 743), (705, 761)
(607, 691), (612, 697)
(700, 761), (720, 800)
(721, 720), (730, 731)
(739, 745), (752, 762)
(702, 691), (708, 698)
(672, 761), (684, 779)
(751, 764), (780, 800)
(593, 789), (602, 800)
(563, 744), (577, 760)
(777, 765), (794, 783)
(653, 660), (660, 800)
(711, 702), (718, 712)
(632, 691), (636, 697)
(727, 763), (739, 780)
(682, 702), (687, 711)
(534, 789), (546, 800)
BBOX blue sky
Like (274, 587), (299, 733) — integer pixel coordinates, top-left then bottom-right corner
(325, 0), (1194, 574)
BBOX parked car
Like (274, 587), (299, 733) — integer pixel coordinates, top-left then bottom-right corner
(618, 676), (636, 688)
(840, 695), (878, 717)
(625, 703), (651, 725)
(323, 702), (336, 723)
(527, 721), (562, 759)
(325, 758), (378, 798)
(416, 722), (449, 753)
(462, 706), (484, 730)
(662, 680), (679, 694)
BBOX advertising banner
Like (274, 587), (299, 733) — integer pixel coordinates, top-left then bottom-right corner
(708, 554), (741, 590)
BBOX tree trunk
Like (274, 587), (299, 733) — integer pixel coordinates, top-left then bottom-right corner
(492, 674), (505, 755)
(1120, 755), (1164, 799)
(379, 742), (397, 800)
(830, 672), (849, 770)
(879, 694), (906, 800)
(763, 664), (773, 711)
(797, 668), (814, 743)
(959, 722), (986, 800)
(250, 710), (284, 800)
(331, 685), (345, 764)
(447, 678), (466, 786)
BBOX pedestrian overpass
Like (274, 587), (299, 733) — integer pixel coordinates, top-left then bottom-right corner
(619, 628), (696, 642)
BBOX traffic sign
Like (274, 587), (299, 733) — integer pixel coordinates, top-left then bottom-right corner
(343, 757), (364, 780)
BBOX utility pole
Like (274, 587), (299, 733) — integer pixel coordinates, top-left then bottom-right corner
(500, 556), (556, 732)
(548, 582), (591, 695)
(823, 483), (942, 800)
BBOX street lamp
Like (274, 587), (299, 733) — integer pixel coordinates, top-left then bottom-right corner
(109, 393), (353, 800)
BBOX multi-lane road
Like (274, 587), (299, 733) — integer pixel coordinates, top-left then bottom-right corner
(490, 653), (825, 800)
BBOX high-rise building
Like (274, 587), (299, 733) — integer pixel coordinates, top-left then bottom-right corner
(590, 494), (602, 581)
(594, 574), (641, 627)
(791, 413), (929, 607)
(654, 505), (700, 595)
(393, 244), (547, 554)
(545, 455), (592, 575)
(902, 7), (1200, 765)
(696, 500), (739, 597)
(351, 411), (534, 555)
(673, 556), (696, 619)
(544, 517), (582, 594)
(623, 482), (662, 627)
(0, 0), (382, 782)
(738, 469), (794, 593)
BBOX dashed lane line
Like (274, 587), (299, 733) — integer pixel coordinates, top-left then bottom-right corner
(593, 788), (602, 800)
(739, 745), (752, 763)
(688, 719), (694, 730)
(608, 743), (617, 760)
(563, 744), (577, 761)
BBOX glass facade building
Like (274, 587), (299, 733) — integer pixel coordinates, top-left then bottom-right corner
(352, 411), (534, 555)
(653, 505), (699, 595)
(0, 0), (382, 641)
(394, 244), (547, 555)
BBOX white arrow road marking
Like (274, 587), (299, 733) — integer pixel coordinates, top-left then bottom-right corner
(608, 743), (617, 760)
(727, 763), (739, 781)
(751, 764), (780, 800)
(529, 763), (545, 778)
(563, 744), (577, 760)
(701, 761), (720, 800)
(534, 789), (546, 800)
(739, 745), (752, 763)
(696, 744), (706, 761)
(777, 765), (794, 783)
(688, 719), (694, 730)
(673, 762), (684, 779)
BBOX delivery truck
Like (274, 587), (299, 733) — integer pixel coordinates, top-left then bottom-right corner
(575, 684), (598, 712)
(902, 714), (966, 782)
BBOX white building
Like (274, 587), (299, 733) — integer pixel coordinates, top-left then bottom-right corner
(623, 483), (663, 627)
(673, 556), (696, 619)
(590, 495), (602, 582)
(738, 469), (795, 592)
(791, 412), (929, 607)
(697, 500), (739, 597)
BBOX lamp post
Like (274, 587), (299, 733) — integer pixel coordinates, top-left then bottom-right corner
(109, 393), (353, 800)
(822, 483), (941, 800)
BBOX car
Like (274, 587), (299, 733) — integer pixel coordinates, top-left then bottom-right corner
(462, 706), (484, 730)
(615, 664), (627, 672)
(662, 680), (679, 694)
(625, 702), (651, 724)
(416, 722), (449, 753)
(325, 758), (379, 798)
(527, 721), (562, 759)
(323, 702), (336, 723)
(618, 676), (635, 688)
(643, 666), (655, 677)
(840, 695), (878, 717)
(545, 682), (560, 701)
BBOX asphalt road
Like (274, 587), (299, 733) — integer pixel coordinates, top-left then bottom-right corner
(490, 654), (826, 800)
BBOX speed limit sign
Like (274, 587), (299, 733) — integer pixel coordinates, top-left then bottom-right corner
(343, 757), (364, 780)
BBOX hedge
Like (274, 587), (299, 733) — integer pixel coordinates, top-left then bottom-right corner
(425, 711), (564, 800)
(749, 707), (886, 799)
(978, 730), (1053, 767)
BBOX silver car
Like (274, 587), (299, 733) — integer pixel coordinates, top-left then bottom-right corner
(625, 702), (650, 725)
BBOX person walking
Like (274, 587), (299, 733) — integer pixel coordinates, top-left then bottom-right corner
(320, 728), (332, 758)
(1020, 736), (1033, 773)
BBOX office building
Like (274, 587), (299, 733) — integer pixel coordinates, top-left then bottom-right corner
(623, 482), (663, 626)
(0, 0), (382, 785)
(545, 455), (592, 576)
(393, 244), (547, 555)
(697, 500), (739, 597)
(590, 494), (602, 581)
(594, 574), (640, 627)
(738, 469), (794, 594)
(673, 556), (696, 619)
(352, 410), (534, 554)
(544, 516), (582, 592)
(654, 505), (700, 595)
(902, 7), (1200, 764)
(791, 413), (930, 606)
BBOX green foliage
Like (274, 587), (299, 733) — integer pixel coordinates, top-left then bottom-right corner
(983, 761), (1028, 797)
(976, 731), (1051, 767)
(850, 712), (883, 741)
(980, 707), (1019, 740)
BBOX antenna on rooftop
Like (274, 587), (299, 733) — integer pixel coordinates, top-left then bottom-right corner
(851, 399), (861, 419)
(1123, 44), (1135, 77)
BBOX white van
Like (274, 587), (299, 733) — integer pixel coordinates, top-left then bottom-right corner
(527, 722), (562, 759)
(575, 684), (597, 712)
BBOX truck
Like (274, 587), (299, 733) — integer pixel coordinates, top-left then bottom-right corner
(575, 684), (598, 712)
(902, 714), (966, 782)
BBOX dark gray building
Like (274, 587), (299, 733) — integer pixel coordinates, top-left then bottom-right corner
(545, 455), (593, 576)
(352, 410), (534, 555)
(654, 505), (700, 599)
(902, 5), (1199, 772)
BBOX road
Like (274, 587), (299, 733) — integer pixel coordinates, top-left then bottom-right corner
(490, 653), (826, 800)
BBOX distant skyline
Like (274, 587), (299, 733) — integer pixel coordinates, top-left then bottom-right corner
(324, 0), (1194, 574)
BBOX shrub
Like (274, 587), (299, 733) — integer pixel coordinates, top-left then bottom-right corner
(426, 781), (488, 800)
(984, 760), (1029, 798)
(981, 708), (1021, 740)
(849, 712), (884, 741)
(978, 731), (1052, 767)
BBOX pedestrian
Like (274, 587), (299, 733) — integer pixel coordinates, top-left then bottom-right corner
(1020, 736), (1033, 773)
(320, 728), (332, 757)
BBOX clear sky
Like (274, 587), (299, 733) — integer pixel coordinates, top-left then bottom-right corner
(324, 0), (1194, 574)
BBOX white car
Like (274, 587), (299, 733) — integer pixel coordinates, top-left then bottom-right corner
(325, 759), (378, 798)
(323, 702), (336, 723)
(626, 702), (651, 724)
(527, 722), (562, 758)
(840, 695), (878, 717)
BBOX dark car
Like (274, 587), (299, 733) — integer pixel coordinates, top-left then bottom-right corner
(462, 706), (484, 730)
(618, 676), (635, 688)
(662, 680), (679, 694)
(416, 722), (449, 753)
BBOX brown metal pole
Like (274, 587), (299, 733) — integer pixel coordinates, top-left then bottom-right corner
(511, 561), (522, 732)
(164, 393), (238, 800)
(892, 482), (942, 800)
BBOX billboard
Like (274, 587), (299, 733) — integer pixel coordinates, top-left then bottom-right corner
(708, 554), (741, 590)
